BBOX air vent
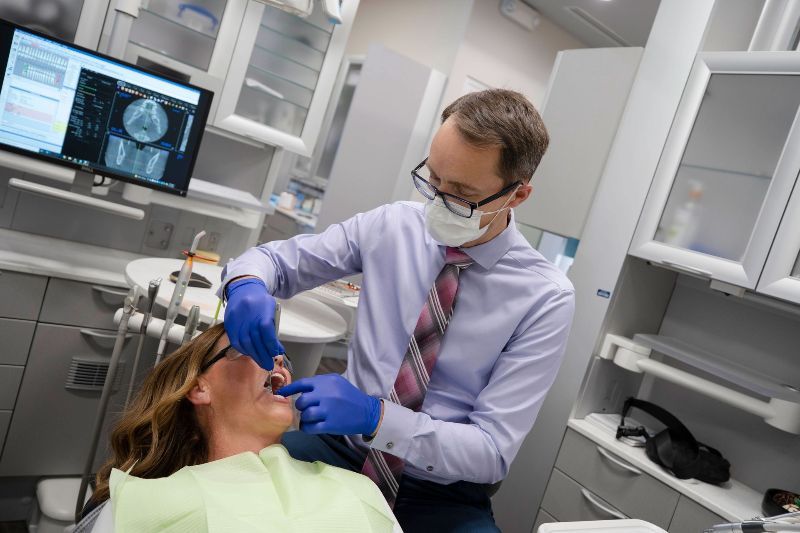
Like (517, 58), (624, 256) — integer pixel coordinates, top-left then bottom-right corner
(66, 357), (125, 392)
(564, 6), (631, 47)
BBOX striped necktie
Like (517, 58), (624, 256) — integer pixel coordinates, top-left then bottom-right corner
(361, 246), (474, 506)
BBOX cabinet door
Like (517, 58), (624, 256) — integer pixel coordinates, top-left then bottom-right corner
(668, 496), (724, 533)
(629, 52), (800, 288)
(106, 0), (246, 99)
(213, 0), (359, 155)
(758, 174), (800, 303)
(0, 324), (137, 476)
(0, 0), (109, 49)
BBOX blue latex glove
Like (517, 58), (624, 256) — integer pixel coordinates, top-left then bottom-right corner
(223, 277), (284, 370)
(277, 374), (382, 436)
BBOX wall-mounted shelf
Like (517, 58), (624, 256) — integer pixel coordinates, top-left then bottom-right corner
(568, 416), (762, 522)
(600, 333), (800, 433)
(0, 150), (270, 229)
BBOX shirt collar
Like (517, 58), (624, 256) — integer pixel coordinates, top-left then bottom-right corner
(457, 209), (519, 270)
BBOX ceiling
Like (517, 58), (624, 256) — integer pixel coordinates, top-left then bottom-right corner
(523, 0), (661, 47)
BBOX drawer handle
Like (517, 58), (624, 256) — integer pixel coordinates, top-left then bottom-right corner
(80, 328), (133, 340)
(660, 261), (713, 278)
(596, 446), (643, 476)
(91, 285), (130, 298)
(580, 488), (626, 520)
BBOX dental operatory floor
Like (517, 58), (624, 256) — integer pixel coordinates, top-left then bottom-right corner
(0, 356), (347, 532)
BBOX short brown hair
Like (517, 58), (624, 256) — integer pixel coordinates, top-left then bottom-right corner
(441, 89), (549, 184)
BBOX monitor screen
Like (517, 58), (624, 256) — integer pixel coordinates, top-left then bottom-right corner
(0, 19), (213, 196)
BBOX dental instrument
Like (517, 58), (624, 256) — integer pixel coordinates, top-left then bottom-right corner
(182, 305), (201, 344)
(706, 512), (800, 533)
(705, 523), (800, 532)
(125, 278), (161, 407)
(155, 230), (205, 365)
(76, 286), (141, 520)
(263, 302), (283, 392)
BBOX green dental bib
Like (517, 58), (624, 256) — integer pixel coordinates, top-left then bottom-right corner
(110, 444), (400, 532)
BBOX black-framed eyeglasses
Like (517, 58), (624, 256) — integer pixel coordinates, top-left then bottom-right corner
(200, 345), (294, 374)
(411, 158), (520, 219)
(200, 344), (241, 373)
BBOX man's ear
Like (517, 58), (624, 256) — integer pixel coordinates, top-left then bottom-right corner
(508, 183), (532, 209)
(186, 377), (212, 406)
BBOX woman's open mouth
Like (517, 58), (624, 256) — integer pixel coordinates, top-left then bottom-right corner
(264, 372), (285, 391)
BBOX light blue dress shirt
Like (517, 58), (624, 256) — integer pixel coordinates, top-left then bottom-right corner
(221, 201), (575, 485)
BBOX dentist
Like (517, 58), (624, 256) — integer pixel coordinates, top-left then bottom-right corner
(220, 89), (575, 532)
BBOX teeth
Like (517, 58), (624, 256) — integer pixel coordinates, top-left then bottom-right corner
(270, 373), (286, 391)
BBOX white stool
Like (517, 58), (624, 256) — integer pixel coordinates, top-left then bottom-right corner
(29, 478), (90, 533)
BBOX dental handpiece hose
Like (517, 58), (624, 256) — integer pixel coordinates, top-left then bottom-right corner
(155, 231), (205, 364)
(125, 278), (161, 407)
(76, 288), (139, 521)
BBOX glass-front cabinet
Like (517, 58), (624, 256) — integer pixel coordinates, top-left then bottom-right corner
(0, 0), (109, 49)
(101, 0), (246, 105)
(213, 0), (359, 155)
(757, 173), (800, 304)
(629, 52), (800, 289)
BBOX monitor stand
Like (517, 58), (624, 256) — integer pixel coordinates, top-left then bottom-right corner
(71, 169), (97, 196)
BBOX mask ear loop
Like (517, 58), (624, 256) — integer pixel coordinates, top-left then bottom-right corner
(481, 183), (522, 225)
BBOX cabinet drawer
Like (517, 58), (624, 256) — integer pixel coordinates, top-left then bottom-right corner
(0, 270), (47, 320)
(0, 410), (10, 458)
(0, 318), (36, 365)
(0, 366), (23, 410)
(39, 278), (128, 330)
(669, 496), (724, 532)
(533, 508), (557, 532)
(0, 324), (136, 476)
(556, 429), (679, 529)
(542, 469), (629, 522)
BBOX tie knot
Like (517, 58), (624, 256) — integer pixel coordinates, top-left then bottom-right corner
(445, 247), (474, 268)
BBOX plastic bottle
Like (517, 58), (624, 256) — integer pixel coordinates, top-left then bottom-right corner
(663, 180), (703, 250)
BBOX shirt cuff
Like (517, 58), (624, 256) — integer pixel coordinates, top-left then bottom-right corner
(217, 264), (271, 300)
(368, 400), (417, 459)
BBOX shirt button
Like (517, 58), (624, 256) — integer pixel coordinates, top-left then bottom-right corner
(426, 466), (434, 472)
(386, 442), (394, 449)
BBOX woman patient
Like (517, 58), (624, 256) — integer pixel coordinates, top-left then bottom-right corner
(79, 323), (400, 532)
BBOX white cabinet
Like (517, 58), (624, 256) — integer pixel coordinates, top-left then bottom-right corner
(629, 52), (800, 289)
(103, 0), (246, 102)
(515, 47), (642, 240)
(757, 173), (800, 303)
(101, 0), (358, 155)
(213, 0), (358, 155)
(0, 0), (110, 49)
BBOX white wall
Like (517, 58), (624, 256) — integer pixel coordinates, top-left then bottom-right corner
(441, 0), (585, 110)
(344, 0), (474, 74)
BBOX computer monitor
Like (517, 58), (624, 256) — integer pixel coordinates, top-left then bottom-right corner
(0, 19), (213, 196)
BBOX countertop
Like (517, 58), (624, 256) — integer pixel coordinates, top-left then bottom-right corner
(274, 206), (318, 228)
(0, 228), (145, 287)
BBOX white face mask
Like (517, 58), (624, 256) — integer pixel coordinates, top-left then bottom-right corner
(424, 187), (519, 247)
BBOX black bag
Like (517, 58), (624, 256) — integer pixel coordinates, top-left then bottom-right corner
(616, 397), (731, 485)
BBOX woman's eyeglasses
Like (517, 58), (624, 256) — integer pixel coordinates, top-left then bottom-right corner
(200, 345), (294, 375)
(200, 345), (241, 373)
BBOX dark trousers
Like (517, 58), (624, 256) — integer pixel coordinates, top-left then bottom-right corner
(281, 431), (501, 533)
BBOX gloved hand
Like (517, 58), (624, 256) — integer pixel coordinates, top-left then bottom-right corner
(277, 374), (382, 436)
(223, 277), (284, 370)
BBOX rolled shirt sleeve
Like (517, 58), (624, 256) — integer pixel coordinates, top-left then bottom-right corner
(369, 288), (575, 484)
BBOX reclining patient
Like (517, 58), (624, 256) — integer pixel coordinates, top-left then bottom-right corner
(77, 323), (400, 533)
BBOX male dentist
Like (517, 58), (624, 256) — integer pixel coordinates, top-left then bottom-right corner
(220, 89), (575, 532)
